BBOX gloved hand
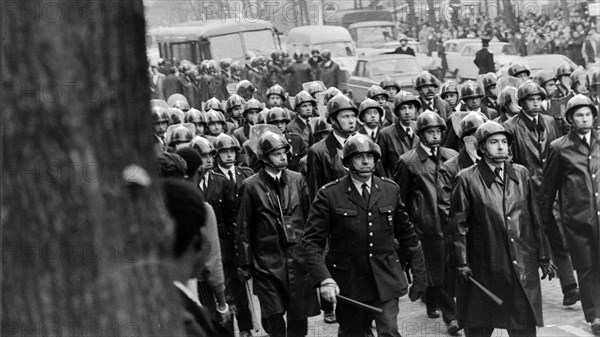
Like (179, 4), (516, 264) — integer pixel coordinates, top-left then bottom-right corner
(539, 260), (557, 281)
(456, 265), (473, 285)
(237, 266), (252, 283)
(319, 278), (340, 303)
(408, 281), (426, 301)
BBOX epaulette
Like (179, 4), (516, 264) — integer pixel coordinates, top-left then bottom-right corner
(379, 176), (399, 187)
(321, 179), (340, 190)
(211, 171), (226, 178)
(238, 166), (255, 174)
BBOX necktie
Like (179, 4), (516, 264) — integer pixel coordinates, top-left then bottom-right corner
(494, 167), (503, 183)
(406, 128), (412, 139)
(582, 136), (590, 149)
(430, 148), (437, 162)
(371, 131), (376, 140)
(362, 183), (370, 203)
(228, 170), (235, 184)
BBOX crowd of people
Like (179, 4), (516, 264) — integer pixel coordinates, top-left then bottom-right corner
(147, 27), (600, 337)
(398, 5), (599, 69)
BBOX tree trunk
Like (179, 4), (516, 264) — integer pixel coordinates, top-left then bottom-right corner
(502, 0), (518, 32)
(560, 0), (570, 24)
(426, 0), (436, 27)
(407, 0), (417, 33)
(2, 0), (188, 335)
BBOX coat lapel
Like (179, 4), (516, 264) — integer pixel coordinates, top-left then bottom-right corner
(345, 177), (367, 210)
(367, 178), (382, 210)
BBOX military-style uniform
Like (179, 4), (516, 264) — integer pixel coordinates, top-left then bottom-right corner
(377, 120), (420, 177)
(306, 132), (349, 200)
(302, 175), (425, 337)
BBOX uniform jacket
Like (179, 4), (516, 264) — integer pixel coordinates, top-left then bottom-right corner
(419, 96), (451, 121)
(284, 61), (313, 96)
(307, 132), (349, 200)
(540, 130), (600, 270)
(236, 169), (319, 319)
(233, 123), (251, 146)
(302, 175), (424, 302)
(377, 120), (419, 178)
(503, 112), (559, 194)
(393, 46), (416, 56)
(284, 131), (308, 173)
(199, 171), (237, 264)
(394, 145), (458, 285)
(474, 48), (495, 74)
(287, 116), (312, 148)
(381, 105), (397, 128)
(319, 61), (346, 91)
(444, 108), (497, 151)
(438, 149), (476, 232)
(162, 73), (186, 99)
(451, 161), (549, 328)
(481, 96), (498, 112)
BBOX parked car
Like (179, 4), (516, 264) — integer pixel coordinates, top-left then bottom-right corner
(358, 39), (438, 72)
(346, 54), (423, 102)
(498, 54), (578, 78)
(285, 25), (358, 73)
(446, 42), (519, 81)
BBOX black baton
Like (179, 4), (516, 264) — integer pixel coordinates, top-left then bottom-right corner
(468, 276), (504, 306)
(336, 295), (384, 314)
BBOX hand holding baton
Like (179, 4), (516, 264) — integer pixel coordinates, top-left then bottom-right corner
(468, 276), (504, 306)
(336, 295), (383, 314)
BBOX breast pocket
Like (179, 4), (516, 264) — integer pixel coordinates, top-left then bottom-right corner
(334, 208), (359, 234)
(379, 205), (394, 227)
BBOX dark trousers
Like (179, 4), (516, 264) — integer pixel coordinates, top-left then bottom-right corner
(224, 262), (253, 332)
(337, 297), (400, 337)
(425, 286), (457, 324)
(261, 314), (307, 337)
(546, 205), (578, 292)
(577, 265), (600, 322)
(465, 326), (536, 337)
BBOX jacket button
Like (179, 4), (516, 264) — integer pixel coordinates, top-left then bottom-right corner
(344, 212), (348, 216)
(510, 238), (515, 243)
(370, 232), (373, 236)
(370, 243), (373, 247)
(589, 156), (593, 160)
(507, 216), (511, 220)
(595, 192), (598, 197)
(368, 212), (372, 216)
(369, 222), (373, 226)
(369, 253), (373, 257)
(513, 260), (517, 265)
(333, 264), (337, 267)
(593, 174), (597, 179)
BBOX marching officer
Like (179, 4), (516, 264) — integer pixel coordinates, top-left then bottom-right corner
(236, 80), (257, 102)
(494, 85), (521, 123)
(380, 77), (401, 99)
(229, 61), (244, 84)
(225, 94), (247, 130)
(233, 98), (262, 146)
(184, 108), (207, 137)
(554, 64), (576, 99)
(213, 134), (254, 201)
(377, 91), (421, 178)
(357, 98), (383, 141)
(508, 62), (531, 81)
(367, 85), (396, 127)
(540, 95), (600, 334)
(190, 137), (255, 337)
(394, 111), (460, 335)
(444, 81), (496, 151)
(415, 72), (451, 121)
(236, 132), (320, 337)
(474, 37), (494, 75)
(307, 93), (357, 200)
(266, 107), (307, 173)
(440, 80), (462, 113)
(284, 51), (313, 96)
(204, 109), (229, 143)
(319, 50), (346, 91)
(481, 73), (499, 112)
(451, 121), (555, 337)
(151, 99), (170, 154)
(287, 90), (317, 149)
(302, 134), (427, 337)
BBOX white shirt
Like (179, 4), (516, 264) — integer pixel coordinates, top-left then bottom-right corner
(420, 143), (436, 157)
(333, 132), (348, 148)
(199, 172), (210, 190)
(219, 166), (236, 183)
(581, 131), (591, 145)
(351, 176), (372, 196)
(266, 169), (282, 181)
(403, 125), (413, 137)
(363, 125), (378, 137)
(487, 162), (505, 181)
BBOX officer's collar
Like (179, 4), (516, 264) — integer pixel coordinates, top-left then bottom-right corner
(477, 159), (519, 188)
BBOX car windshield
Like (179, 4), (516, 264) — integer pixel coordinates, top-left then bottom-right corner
(489, 44), (517, 55)
(315, 41), (356, 57)
(369, 58), (420, 76)
(354, 26), (395, 47)
(243, 30), (277, 55)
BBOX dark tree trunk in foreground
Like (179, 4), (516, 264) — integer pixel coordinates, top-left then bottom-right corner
(2, 0), (187, 335)
(502, 0), (518, 32)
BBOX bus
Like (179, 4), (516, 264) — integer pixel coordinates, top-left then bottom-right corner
(150, 19), (282, 63)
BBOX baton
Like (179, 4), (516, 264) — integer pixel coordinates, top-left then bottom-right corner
(336, 295), (383, 314)
(468, 276), (504, 306)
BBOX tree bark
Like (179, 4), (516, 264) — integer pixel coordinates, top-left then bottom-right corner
(502, 0), (518, 32)
(2, 0), (188, 335)
(426, 0), (436, 27)
(560, 0), (570, 24)
(407, 0), (417, 32)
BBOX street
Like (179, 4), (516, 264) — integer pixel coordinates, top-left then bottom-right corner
(242, 278), (595, 337)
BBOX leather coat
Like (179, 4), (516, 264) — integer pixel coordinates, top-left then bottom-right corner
(307, 132), (349, 200)
(377, 120), (420, 178)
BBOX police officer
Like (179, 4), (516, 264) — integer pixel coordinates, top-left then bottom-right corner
(204, 109), (229, 143)
(236, 132), (320, 337)
(213, 134), (254, 199)
(190, 137), (255, 337)
(307, 93), (357, 200)
(474, 37), (494, 75)
(570, 68), (591, 96)
(233, 98), (262, 145)
(168, 93), (191, 112)
(236, 80), (256, 102)
(440, 80), (462, 112)
(554, 64), (576, 99)
(168, 107), (185, 125)
(266, 107), (307, 173)
(394, 111), (460, 335)
(285, 51), (313, 96)
(167, 124), (194, 152)
(151, 99), (170, 154)
(540, 95), (600, 334)
(444, 81), (496, 151)
(225, 94), (247, 130)
(288, 90), (317, 148)
(380, 77), (401, 99)
(508, 62), (531, 81)
(367, 85), (396, 127)
(451, 121), (555, 337)
(219, 58), (233, 99)
(415, 72), (451, 121)
(377, 91), (421, 178)
(184, 108), (206, 137)
(494, 85), (521, 123)
(481, 72), (499, 112)
(302, 133), (427, 337)
(358, 98), (383, 142)
(319, 50), (346, 91)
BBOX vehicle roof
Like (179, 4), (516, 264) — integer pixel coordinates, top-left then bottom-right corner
(443, 38), (480, 45)
(287, 26), (352, 44)
(152, 20), (274, 39)
(357, 54), (416, 61)
(348, 21), (395, 29)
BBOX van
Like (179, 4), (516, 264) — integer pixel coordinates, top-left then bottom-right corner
(285, 25), (357, 73)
